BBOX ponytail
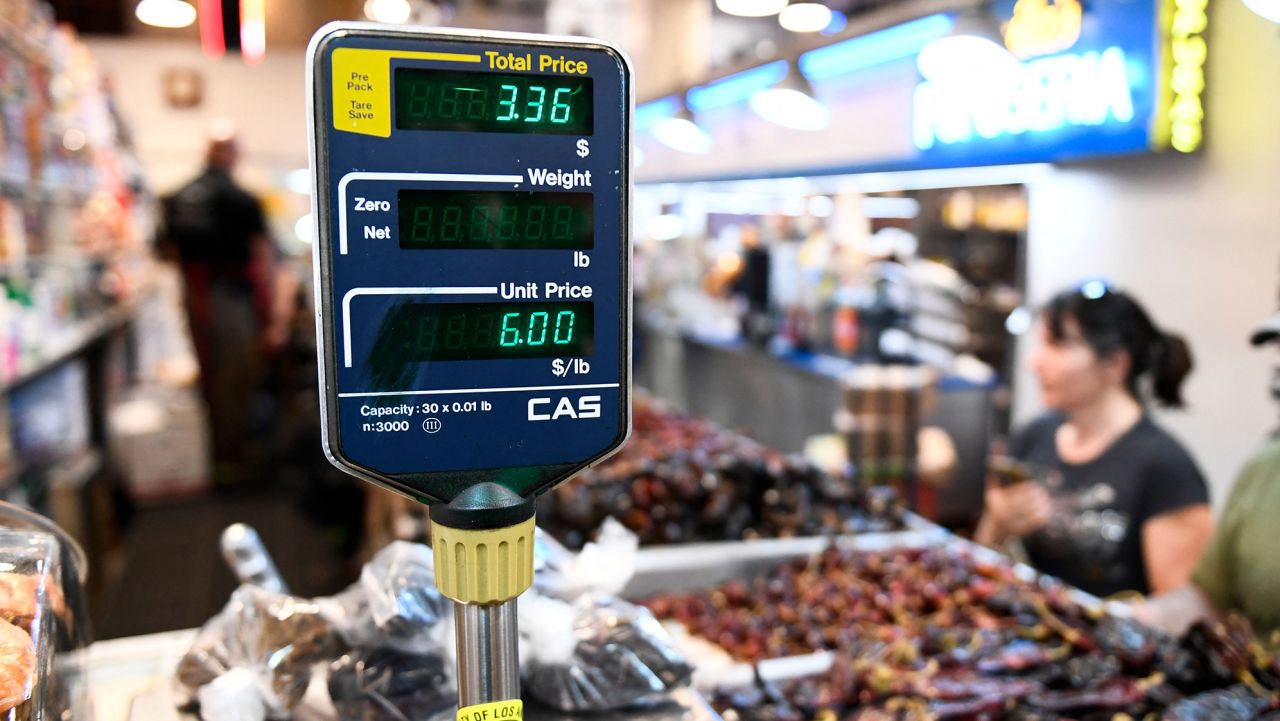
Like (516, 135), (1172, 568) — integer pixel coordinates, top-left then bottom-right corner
(1151, 332), (1193, 408)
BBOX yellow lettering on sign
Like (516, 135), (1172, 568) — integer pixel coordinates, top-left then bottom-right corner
(331, 48), (481, 137)
(1003, 0), (1084, 58)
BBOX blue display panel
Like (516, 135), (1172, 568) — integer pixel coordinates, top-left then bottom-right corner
(308, 26), (631, 504)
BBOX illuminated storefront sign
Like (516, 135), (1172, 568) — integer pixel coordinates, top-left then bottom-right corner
(913, 47), (1134, 150)
(909, 0), (1204, 166)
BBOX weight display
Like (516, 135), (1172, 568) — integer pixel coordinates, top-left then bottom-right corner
(373, 301), (594, 363)
(397, 190), (593, 250)
(394, 68), (593, 134)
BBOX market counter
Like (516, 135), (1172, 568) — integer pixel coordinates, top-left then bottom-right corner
(634, 322), (996, 526)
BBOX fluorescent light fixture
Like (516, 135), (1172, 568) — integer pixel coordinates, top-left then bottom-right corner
(687, 61), (788, 113)
(365, 0), (413, 23)
(800, 14), (954, 81)
(917, 14), (1019, 83)
(1242, 0), (1280, 21)
(635, 96), (681, 130)
(820, 11), (847, 35)
(749, 62), (830, 131)
(198, 0), (225, 57)
(135, 0), (196, 28)
(651, 104), (714, 155)
(716, 0), (788, 17)
(647, 214), (685, 241)
(807, 195), (834, 217)
(779, 3), (833, 32)
(240, 0), (266, 64)
(862, 197), (920, 219)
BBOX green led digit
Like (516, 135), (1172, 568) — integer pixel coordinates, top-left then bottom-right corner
(524, 204), (546, 241)
(437, 85), (460, 119)
(524, 86), (546, 123)
(414, 316), (439, 353)
(462, 87), (487, 120)
(497, 205), (518, 242)
(496, 84), (518, 121)
(550, 87), (572, 124)
(441, 205), (462, 242)
(527, 312), (549, 346)
(500, 312), (521, 346)
(551, 205), (573, 241)
(472, 312), (495, 348)
(444, 314), (466, 349)
(407, 79), (432, 118)
(469, 206), (490, 242)
(410, 205), (433, 245)
(553, 310), (575, 344)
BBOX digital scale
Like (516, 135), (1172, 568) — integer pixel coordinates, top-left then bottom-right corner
(307, 22), (631, 719)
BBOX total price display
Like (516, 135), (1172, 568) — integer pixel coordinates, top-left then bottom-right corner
(394, 68), (593, 134)
(372, 301), (594, 363)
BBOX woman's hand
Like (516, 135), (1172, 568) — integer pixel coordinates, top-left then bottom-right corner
(975, 479), (1052, 546)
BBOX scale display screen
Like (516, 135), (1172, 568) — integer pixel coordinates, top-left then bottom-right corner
(374, 301), (594, 362)
(394, 68), (593, 134)
(397, 189), (593, 250)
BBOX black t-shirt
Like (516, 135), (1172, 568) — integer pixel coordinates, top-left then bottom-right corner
(162, 168), (267, 267)
(1011, 413), (1209, 598)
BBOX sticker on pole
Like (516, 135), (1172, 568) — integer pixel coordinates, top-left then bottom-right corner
(457, 698), (522, 721)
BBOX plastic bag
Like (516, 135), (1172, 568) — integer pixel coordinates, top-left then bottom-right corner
(175, 584), (337, 721)
(521, 592), (693, 712)
(323, 541), (451, 654)
(328, 647), (454, 721)
(533, 518), (638, 601)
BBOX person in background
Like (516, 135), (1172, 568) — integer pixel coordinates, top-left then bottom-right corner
(1133, 308), (1280, 641)
(733, 224), (772, 344)
(975, 282), (1212, 598)
(160, 126), (282, 483)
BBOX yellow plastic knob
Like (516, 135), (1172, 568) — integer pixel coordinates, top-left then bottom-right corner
(430, 516), (535, 604)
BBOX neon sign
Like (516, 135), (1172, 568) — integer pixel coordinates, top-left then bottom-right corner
(913, 47), (1135, 150)
(1003, 0), (1084, 58)
(1156, 0), (1207, 152)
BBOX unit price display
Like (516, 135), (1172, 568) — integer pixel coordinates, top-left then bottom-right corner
(394, 68), (593, 134)
(373, 301), (594, 362)
(397, 190), (593, 250)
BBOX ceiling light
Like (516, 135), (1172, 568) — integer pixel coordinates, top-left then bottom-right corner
(365, 0), (412, 24)
(748, 62), (830, 131)
(1242, 0), (1280, 22)
(716, 0), (788, 17)
(135, 0), (196, 28)
(779, 3), (832, 32)
(917, 13), (1019, 83)
(651, 105), (714, 155)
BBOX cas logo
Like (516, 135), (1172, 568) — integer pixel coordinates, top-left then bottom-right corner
(528, 395), (601, 421)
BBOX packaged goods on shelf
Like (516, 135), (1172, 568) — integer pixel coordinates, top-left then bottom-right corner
(638, 543), (1280, 721)
(536, 396), (906, 549)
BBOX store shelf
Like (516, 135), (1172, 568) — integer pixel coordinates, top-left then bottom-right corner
(0, 302), (139, 395)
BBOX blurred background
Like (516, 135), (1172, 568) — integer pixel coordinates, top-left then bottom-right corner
(0, 0), (1275, 646)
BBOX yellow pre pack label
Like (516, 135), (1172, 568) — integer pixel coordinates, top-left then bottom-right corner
(457, 699), (522, 721)
(331, 47), (480, 137)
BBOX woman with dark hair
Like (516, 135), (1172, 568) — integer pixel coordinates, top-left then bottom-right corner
(975, 282), (1212, 598)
